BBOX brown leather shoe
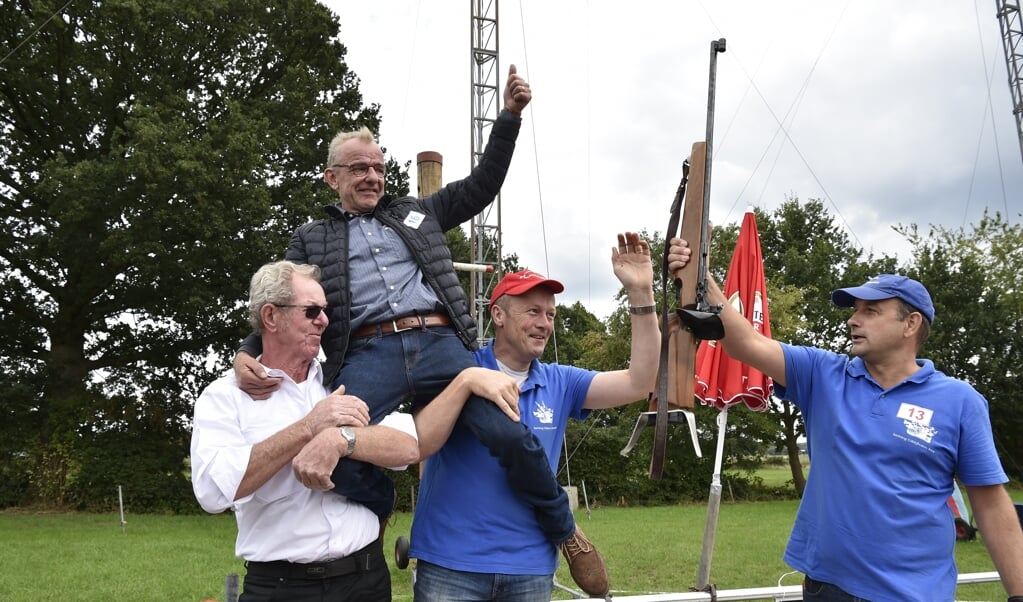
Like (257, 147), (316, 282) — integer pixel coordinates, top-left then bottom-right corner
(559, 526), (609, 597)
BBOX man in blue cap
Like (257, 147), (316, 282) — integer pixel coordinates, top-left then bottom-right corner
(667, 237), (1023, 602)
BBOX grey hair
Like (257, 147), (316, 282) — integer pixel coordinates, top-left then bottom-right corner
(247, 261), (321, 334)
(326, 126), (377, 167)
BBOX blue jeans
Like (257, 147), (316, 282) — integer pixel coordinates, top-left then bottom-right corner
(413, 560), (553, 602)
(328, 325), (574, 543)
(803, 577), (871, 601)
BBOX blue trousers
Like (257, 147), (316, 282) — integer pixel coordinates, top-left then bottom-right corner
(414, 559), (553, 602)
(328, 325), (574, 544)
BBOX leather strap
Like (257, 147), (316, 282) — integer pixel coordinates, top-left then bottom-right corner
(650, 160), (689, 480)
(352, 313), (451, 338)
(245, 541), (382, 580)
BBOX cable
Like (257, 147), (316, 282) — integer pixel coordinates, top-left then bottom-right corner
(972, 0), (1012, 224)
(1, 0), (76, 66)
(698, 1), (863, 249)
(515, 0), (559, 363)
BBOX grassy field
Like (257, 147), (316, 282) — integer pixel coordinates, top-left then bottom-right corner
(1, 479), (1018, 601)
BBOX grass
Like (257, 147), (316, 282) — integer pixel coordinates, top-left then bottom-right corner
(752, 455), (808, 489)
(1, 480), (1018, 601)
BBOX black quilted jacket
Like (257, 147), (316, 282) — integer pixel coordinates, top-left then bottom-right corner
(241, 110), (521, 386)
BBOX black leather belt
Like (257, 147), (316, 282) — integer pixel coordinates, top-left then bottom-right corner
(245, 541), (381, 580)
(352, 313), (451, 338)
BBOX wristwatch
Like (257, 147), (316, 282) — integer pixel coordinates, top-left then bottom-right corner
(339, 426), (356, 458)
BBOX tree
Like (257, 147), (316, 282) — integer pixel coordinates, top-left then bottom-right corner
(0, 0), (408, 508)
(900, 212), (1023, 480)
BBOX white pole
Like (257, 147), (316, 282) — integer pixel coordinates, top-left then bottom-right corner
(452, 262), (494, 273)
(695, 408), (729, 588)
(117, 485), (126, 533)
(582, 479), (591, 519)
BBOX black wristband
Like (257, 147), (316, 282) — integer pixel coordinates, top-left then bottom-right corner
(1007, 596), (1023, 602)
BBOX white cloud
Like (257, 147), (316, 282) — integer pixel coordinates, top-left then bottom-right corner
(323, 0), (1023, 319)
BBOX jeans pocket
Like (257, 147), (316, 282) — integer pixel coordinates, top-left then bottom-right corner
(803, 576), (826, 597)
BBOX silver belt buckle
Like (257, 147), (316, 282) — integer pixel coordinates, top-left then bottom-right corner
(392, 318), (413, 333)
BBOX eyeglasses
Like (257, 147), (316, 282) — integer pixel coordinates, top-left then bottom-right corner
(331, 163), (386, 178)
(274, 304), (327, 319)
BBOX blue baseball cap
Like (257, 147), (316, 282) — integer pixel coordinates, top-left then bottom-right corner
(831, 274), (935, 323)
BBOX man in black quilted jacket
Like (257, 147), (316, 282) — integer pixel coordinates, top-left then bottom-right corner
(231, 65), (607, 594)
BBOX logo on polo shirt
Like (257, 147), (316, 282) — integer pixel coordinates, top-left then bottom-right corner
(897, 402), (937, 444)
(533, 401), (554, 425)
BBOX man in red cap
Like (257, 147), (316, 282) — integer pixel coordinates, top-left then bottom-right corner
(409, 231), (660, 601)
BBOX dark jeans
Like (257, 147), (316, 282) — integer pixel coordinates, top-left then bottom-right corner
(328, 325), (574, 544)
(803, 577), (871, 601)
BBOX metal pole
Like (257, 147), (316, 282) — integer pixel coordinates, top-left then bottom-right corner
(694, 38), (726, 311)
(696, 408), (729, 589)
(117, 485), (126, 533)
(225, 573), (239, 602)
(582, 479), (591, 519)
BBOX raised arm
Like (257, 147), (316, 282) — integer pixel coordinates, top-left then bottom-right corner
(667, 236), (786, 386)
(584, 232), (660, 409)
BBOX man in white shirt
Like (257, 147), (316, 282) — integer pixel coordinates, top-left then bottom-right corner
(191, 261), (419, 602)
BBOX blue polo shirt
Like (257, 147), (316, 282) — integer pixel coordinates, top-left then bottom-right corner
(409, 343), (595, 574)
(777, 343), (1006, 602)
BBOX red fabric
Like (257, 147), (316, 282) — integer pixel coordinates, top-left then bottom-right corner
(694, 211), (774, 411)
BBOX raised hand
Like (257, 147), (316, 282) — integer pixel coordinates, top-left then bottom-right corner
(611, 231), (654, 292)
(503, 64), (532, 115)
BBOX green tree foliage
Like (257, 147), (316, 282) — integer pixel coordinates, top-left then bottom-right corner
(0, 0), (408, 509)
(900, 212), (1023, 480)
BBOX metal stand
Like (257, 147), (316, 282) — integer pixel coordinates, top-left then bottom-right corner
(620, 409), (702, 458)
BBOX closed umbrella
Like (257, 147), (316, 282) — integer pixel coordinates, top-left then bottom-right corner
(694, 210), (774, 589)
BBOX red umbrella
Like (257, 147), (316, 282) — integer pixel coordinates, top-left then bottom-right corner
(693, 210), (774, 589)
(694, 210), (774, 410)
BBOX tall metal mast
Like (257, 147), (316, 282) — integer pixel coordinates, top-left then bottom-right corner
(469, 0), (501, 341)
(997, 0), (1023, 166)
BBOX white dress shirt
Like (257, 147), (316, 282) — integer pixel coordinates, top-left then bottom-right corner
(190, 361), (416, 562)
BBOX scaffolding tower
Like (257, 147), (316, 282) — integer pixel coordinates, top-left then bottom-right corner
(469, 0), (502, 341)
(997, 0), (1023, 166)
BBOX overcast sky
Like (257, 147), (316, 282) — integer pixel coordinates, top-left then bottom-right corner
(322, 1), (1023, 319)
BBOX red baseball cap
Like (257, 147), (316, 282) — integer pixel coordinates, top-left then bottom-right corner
(489, 269), (565, 304)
